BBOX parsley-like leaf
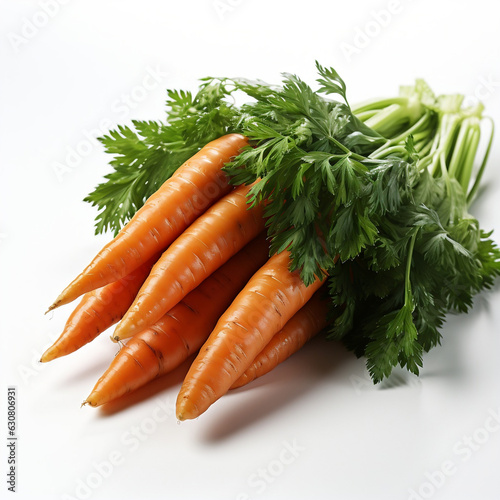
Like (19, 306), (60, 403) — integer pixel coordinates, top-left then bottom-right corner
(85, 79), (240, 235)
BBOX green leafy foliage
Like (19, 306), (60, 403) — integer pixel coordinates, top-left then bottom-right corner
(224, 65), (500, 382)
(224, 71), (391, 283)
(85, 79), (240, 235)
(86, 62), (500, 383)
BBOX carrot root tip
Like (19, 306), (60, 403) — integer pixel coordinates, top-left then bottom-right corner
(40, 345), (59, 363)
(39, 352), (51, 363)
(45, 301), (60, 315)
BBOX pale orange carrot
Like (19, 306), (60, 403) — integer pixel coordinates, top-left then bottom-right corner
(40, 255), (159, 363)
(47, 134), (248, 312)
(112, 183), (265, 341)
(176, 250), (326, 420)
(84, 235), (269, 407)
(230, 291), (330, 389)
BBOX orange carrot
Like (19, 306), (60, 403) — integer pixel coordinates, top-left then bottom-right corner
(112, 183), (265, 341)
(47, 134), (248, 312)
(84, 235), (270, 407)
(230, 291), (330, 389)
(41, 255), (159, 362)
(176, 250), (326, 420)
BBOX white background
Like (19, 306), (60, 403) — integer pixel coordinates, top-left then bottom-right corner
(1, 1), (500, 499)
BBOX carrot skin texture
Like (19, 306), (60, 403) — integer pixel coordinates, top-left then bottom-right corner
(230, 291), (329, 389)
(84, 235), (270, 407)
(176, 250), (326, 420)
(41, 255), (159, 362)
(112, 183), (265, 341)
(48, 134), (248, 311)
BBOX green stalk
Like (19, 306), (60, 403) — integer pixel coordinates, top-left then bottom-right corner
(467, 117), (495, 205)
(430, 113), (461, 177)
(404, 231), (418, 308)
(415, 138), (434, 159)
(370, 145), (409, 160)
(363, 104), (413, 139)
(353, 80), (492, 211)
(355, 109), (380, 121)
(352, 97), (410, 114)
(457, 124), (481, 192)
(370, 111), (434, 159)
(447, 119), (471, 178)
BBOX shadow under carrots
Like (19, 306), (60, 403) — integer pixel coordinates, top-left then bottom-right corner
(96, 355), (196, 417)
(53, 356), (115, 386)
(201, 337), (356, 443)
(48, 340), (118, 388)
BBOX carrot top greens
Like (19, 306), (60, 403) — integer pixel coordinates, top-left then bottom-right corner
(86, 63), (500, 382)
(84, 80), (240, 235)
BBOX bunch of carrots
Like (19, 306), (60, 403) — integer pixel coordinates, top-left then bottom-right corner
(42, 134), (330, 420)
(43, 64), (500, 420)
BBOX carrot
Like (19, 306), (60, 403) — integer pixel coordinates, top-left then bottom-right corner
(47, 134), (248, 312)
(112, 183), (266, 341)
(175, 250), (326, 420)
(230, 291), (330, 389)
(84, 235), (270, 407)
(41, 255), (159, 362)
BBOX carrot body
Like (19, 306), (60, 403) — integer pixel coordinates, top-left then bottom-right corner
(112, 183), (265, 341)
(48, 134), (248, 311)
(41, 255), (159, 362)
(230, 291), (329, 389)
(84, 235), (270, 407)
(176, 250), (326, 420)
